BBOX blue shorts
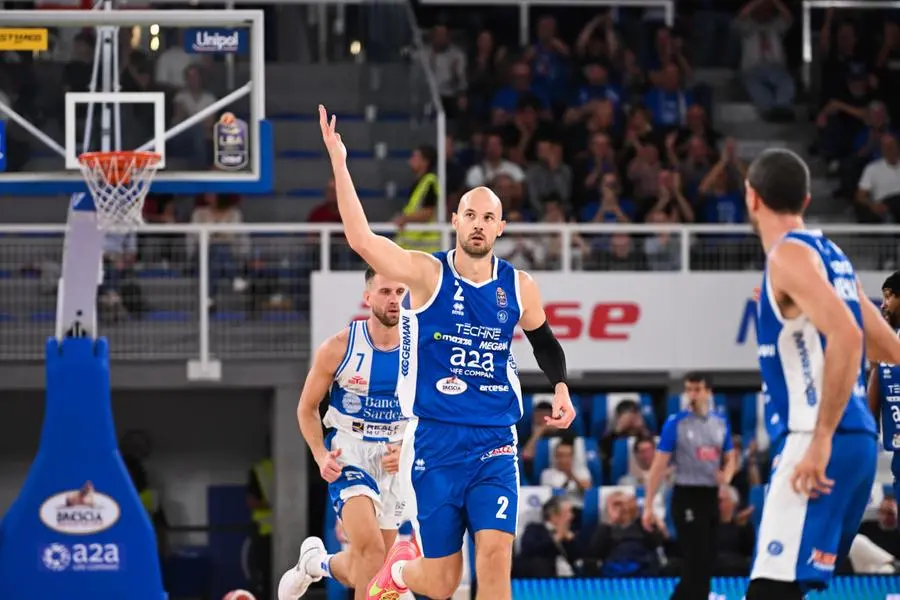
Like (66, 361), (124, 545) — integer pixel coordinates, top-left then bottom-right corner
(892, 452), (900, 506)
(751, 431), (877, 591)
(400, 419), (519, 559)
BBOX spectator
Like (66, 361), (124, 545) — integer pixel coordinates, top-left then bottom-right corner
(539, 199), (590, 269)
(575, 131), (619, 207)
(587, 491), (667, 578)
(171, 65), (216, 169)
(620, 105), (661, 169)
(467, 30), (508, 122)
(517, 497), (580, 578)
(642, 210), (682, 271)
(674, 104), (722, 153)
(729, 435), (763, 507)
(526, 138), (573, 217)
(491, 61), (550, 124)
(815, 68), (876, 173)
(521, 401), (574, 473)
(673, 134), (714, 200)
(523, 15), (571, 110)
(492, 173), (527, 222)
(715, 485), (756, 576)
(566, 61), (624, 124)
(620, 49), (649, 100)
(307, 178), (342, 223)
(859, 498), (900, 559)
(646, 26), (693, 85)
(696, 140), (747, 225)
(647, 170), (695, 223)
(564, 99), (618, 163)
(736, 0), (796, 121)
(598, 399), (651, 464)
(190, 194), (249, 310)
(618, 435), (661, 486)
(63, 32), (94, 97)
(154, 30), (199, 93)
(855, 133), (900, 223)
(465, 132), (525, 188)
(819, 13), (870, 110)
(593, 233), (649, 271)
(587, 172), (636, 224)
(99, 231), (139, 320)
(643, 64), (694, 132)
(425, 24), (467, 119)
(120, 51), (157, 144)
(875, 21), (900, 123)
(394, 145), (440, 254)
(444, 133), (467, 213)
(627, 143), (663, 204)
(502, 96), (551, 165)
(574, 12), (621, 66)
(838, 101), (897, 200)
(539, 438), (592, 507)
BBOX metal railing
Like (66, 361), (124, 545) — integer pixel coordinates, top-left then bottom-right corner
(418, 0), (674, 47)
(0, 222), (895, 362)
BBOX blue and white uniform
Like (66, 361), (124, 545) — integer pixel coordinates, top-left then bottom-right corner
(324, 320), (407, 529)
(876, 343), (900, 503)
(751, 229), (878, 591)
(397, 250), (523, 558)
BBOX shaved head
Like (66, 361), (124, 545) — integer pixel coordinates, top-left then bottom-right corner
(452, 186), (506, 258)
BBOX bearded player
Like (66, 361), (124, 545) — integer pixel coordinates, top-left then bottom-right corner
(318, 104), (576, 600)
(278, 266), (408, 599)
(868, 272), (900, 505)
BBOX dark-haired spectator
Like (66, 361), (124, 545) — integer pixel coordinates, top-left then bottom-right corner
(643, 64), (694, 132)
(696, 139), (747, 226)
(394, 145), (440, 253)
(467, 30), (508, 122)
(564, 99), (619, 163)
(518, 497), (580, 578)
(492, 174), (526, 223)
(674, 104), (722, 155)
(526, 138), (573, 217)
(496, 199), (588, 269)
(465, 132), (525, 188)
(619, 435), (661, 487)
(819, 12), (871, 112)
(425, 24), (467, 120)
(855, 133), (900, 223)
(673, 134), (715, 200)
(502, 96), (550, 165)
(566, 61), (624, 125)
(858, 498), (900, 560)
(586, 172), (636, 224)
(736, 0), (796, 121)
(491, 61), (551, 125)
(620, 105), (662, 168)
(598, 399), (652, 466)
(521, 402), (577, 478)
(875, 21), (900, 123)
(524, 15), (572, 111)
(540, 439), (593, 507)
(574, 12), (621, 66)
(838, 101), (898, 200)
(627, 143), (663, 203)
(647, 170), (695, 224)
(575, 131), (618, 207)
(620, 49), (649, 100)
(815, 67), (876, 174)
(646, 26), (693, 86)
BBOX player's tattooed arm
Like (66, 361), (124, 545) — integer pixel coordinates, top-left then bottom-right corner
(297, 329), (348, 475)
(858, 278), (900, 365)
(319, 104), (439, 302)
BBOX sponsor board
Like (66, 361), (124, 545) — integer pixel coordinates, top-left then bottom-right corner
(0, 28), (48, 51)
(312, 272), (888, 372)
(39, 482), (121, 535)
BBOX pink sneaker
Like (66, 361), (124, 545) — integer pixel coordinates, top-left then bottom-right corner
(365, 540), (417, 600)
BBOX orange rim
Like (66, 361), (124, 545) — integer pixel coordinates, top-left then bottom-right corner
(78, 151), (161, 170)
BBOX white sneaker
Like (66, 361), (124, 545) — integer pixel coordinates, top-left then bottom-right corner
(277, 536), (325, 599)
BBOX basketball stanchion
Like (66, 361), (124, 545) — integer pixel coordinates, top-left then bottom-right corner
(0, 152), (166, 600)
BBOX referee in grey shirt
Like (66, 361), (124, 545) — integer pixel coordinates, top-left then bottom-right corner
(642, 373), (737, 600)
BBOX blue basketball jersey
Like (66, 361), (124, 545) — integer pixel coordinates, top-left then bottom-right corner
(878, 341), (900, 450)
(756, 230), (876, 442)
(397, 250), (524, 426)
(323, 320), (405, 442)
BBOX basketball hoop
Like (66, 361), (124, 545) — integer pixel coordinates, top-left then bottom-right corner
(78, 151), (162, 231)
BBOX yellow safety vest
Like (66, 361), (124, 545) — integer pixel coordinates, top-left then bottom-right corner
(139, 489), (158, 514)
(395, 172), (440, 254)
(251, 459), (273, 536)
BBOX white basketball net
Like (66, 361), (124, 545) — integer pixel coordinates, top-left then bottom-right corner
(78, 152), (162, 232)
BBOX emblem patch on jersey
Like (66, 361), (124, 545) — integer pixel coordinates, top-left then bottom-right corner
(496, 288), (508, 308)
(436, 376), (467, 395)
(808, 549), (837, 572)
(481, 444), (516, 461)
(893, 433), (900, 448)
(497, 310), (508, 323)
(345, 375), (368, 394)
(342, 392), (362, 414)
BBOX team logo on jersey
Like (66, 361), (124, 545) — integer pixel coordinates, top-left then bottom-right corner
(496, 288), (508, 308)
(435, 376), (467, 395)
(342, 392), (362, 414)
(345, 375), (368, 394)
(497, 310), (508, 323)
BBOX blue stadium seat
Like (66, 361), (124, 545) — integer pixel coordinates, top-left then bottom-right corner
(589, 393), (657, 438)
(665, 392), (727, 419)
(519, 393), (585, 441)
(533, 437), (603, 486)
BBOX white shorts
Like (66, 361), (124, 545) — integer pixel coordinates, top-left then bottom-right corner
(327, 430), (406, 530)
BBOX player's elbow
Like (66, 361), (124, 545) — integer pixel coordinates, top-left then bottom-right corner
(828, 322), (863, 359)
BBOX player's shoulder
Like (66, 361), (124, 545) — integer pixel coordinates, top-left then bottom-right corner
(317, 324), (354, 365)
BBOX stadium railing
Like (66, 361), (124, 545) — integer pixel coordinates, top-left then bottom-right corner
(418, 0), (674, 48)
(0, 222), (893, 363)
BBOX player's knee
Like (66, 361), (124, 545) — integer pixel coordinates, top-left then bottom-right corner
(474, 539), (512, 582)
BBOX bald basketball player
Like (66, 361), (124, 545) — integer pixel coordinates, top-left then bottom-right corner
(318, 105), (576, 600)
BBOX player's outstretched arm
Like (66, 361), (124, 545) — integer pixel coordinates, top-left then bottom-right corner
(318, 105), (438, 291)
(769, 242), (863, 439)
(518, 271), (575, 429)
(857, 279), (900, 365)
(298, 329), (347, 482)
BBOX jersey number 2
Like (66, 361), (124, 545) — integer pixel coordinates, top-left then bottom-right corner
(496, 496), (509, 520)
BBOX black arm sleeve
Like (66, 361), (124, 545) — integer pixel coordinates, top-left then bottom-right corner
(523, 320), (567, 385)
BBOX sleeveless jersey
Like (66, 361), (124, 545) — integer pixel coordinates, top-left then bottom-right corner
(756, 229), (876, 443)
(397, 250), (524, 427)
(877, 333), (900, 450)
(323, 320), (406, 442)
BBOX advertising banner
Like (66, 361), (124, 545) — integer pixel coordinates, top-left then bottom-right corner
(312, 271), (888, 372)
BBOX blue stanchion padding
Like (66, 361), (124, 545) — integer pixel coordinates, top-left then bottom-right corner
(512, 576), (900, 599)
(0, 337), (166, 600)
(208, 485), (252, 598)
